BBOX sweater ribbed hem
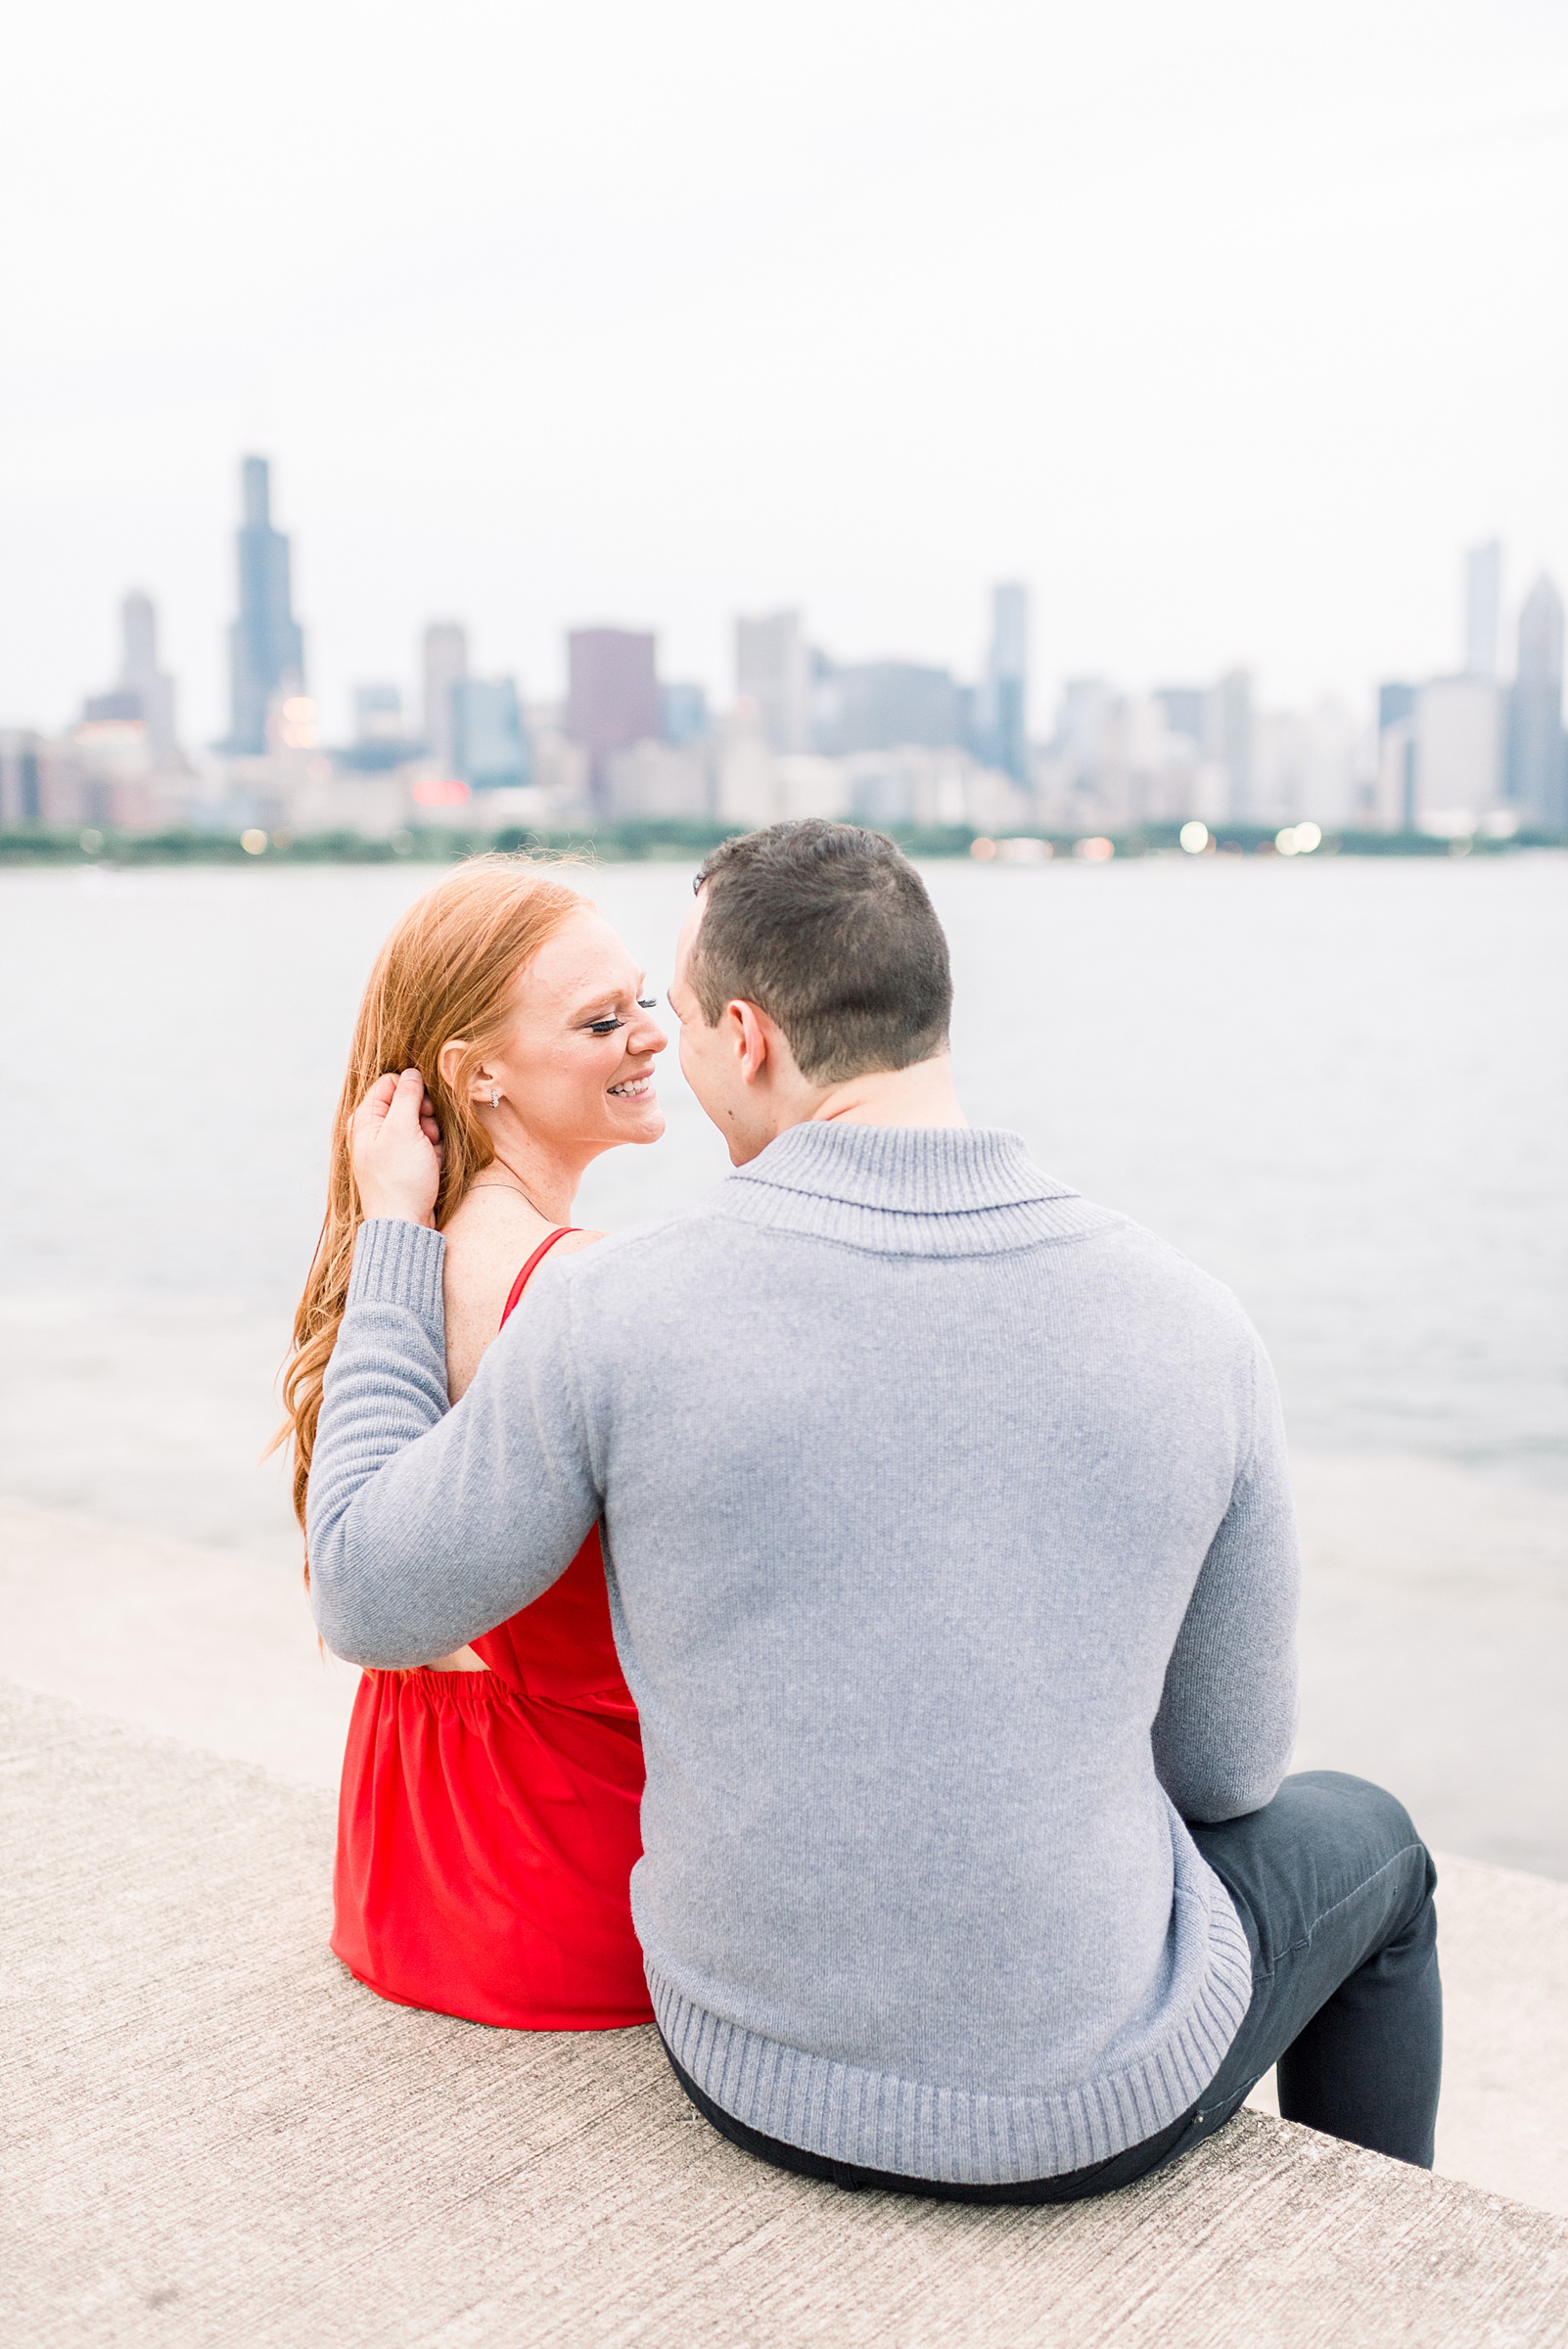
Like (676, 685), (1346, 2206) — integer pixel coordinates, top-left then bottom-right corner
(647, 1890), (1254, 2188)
(347, 1219), (446, 1329)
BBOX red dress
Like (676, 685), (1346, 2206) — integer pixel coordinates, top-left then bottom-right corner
(331, 1227), (653, 2029)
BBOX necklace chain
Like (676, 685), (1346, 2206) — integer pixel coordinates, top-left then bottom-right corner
(468, 1176), (552, 1220)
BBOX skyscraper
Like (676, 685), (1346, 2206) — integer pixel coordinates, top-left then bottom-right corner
(1155, 687), (1206, 747)
(120, 591), (178, 763)
(452, 677), (530, 790)
(1206, 670), (1255, 819)
(423, 622), (469, 771)
(1465, 540), (1501, 678)
(227, 457), (304, 753)
(566, 628), (661, 810)
(1415, 674), (1501, 819)
(979, 582), (1029, 781)
(811, 661), (966, 756)
(83, 590), (178, 764)
(735, 611), (809, 752)
(1506, 575), (1565, 828)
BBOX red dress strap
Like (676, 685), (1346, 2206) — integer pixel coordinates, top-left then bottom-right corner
(500, 1227), (579, 1326)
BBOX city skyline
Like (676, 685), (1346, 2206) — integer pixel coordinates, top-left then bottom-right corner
(3, 3), (1567, 746)
(14, 451), (1565, 767)
(12, 449), (1556, 840)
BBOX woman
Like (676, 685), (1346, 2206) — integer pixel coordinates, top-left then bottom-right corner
(280, 854), (667, 2028)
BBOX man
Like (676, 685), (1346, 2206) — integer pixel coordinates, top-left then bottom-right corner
(309, 819), (1440, 2200)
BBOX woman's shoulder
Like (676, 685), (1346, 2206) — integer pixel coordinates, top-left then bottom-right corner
(441, 1192), (555, 1398)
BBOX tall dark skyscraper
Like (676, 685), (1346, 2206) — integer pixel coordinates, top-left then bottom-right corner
(228, 456), (303, 753)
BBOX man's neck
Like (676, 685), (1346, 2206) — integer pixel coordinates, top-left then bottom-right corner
(809, 1054), (968, 1131)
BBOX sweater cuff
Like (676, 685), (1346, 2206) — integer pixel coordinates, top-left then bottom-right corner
(347, 1220), (446, 1326)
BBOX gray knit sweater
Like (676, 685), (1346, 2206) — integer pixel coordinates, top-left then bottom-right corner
(308, 1124), (1299, 2186)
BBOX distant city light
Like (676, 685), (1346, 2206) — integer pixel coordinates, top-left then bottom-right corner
(412, 777), (472, 807)
(1178, 821), (1209, 854)
(240, 828), (268, 854)
(969, 836), (997, 860)
(278, 693), (319, 751)
(1074, 836), (1115, 861)
(1275, 822), (1323, 856)
(998, 836), (1052, 862)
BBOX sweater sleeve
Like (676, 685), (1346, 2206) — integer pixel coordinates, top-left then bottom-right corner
(305, 1219), (602, 1668)
(1151, 1336), (1301, 1823)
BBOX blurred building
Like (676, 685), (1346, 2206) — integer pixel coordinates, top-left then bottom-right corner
(354, 683), (403, 743)
(1373, 684), (1419, 830)
(453, 677), (530, 791)
(334, 683), (413, 772)
(422, 622), (468, 772)
(0, 730), (44, 825)
(813, 659), (967, 756)
(1154, 687), (1206, 748)
(83, 595), (178, 766)
(1506, 575), (1565, 829)
(567, 627), (660, 809)
(976, 583), (1030, 781)
(1206, 669), (1254, 819)
(1252, 699), (1359, 827)
(736, 611), (809, 752)
(1378, 681), (1417, 733)
(603, 739), (711, 819)
(846, 746), (1028, 832)
(661, 680), (710, 747)
(82, 591), (179, 766)
(227, 457), (303, 754)
(1038, 687), (1217, 834)
(1415, 674), (1502, 825)
(1465, 539), (1501, 677)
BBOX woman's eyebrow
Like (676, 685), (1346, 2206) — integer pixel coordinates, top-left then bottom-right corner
(569, 978), (641, 1019)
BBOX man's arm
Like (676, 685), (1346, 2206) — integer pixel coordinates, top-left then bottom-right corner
(1151, 1338), (1301, 1823)
(305, 1219), (601, 1667)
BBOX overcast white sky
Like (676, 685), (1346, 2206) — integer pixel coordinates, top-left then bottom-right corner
(3, 0), (1566, 743)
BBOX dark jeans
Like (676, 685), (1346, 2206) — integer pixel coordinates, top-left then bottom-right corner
(664, 1771), (1442, 2205)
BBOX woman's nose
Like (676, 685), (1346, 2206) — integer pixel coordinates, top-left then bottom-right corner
(634, 1011), (668, 1056)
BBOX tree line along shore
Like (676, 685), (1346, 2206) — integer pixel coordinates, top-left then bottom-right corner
(1, 820), (1562, 868)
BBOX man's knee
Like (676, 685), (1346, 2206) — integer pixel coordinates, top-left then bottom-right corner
(1193, 1770), (1435, 1963)
(1285, 1771), (1431, 1871)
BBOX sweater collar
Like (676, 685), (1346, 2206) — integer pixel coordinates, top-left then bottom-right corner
(725, 1121), (1076, 1216)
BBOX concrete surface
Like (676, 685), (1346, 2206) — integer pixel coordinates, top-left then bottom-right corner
(3, 1495), (359, 1788)
(4, 1679), (1566, 2349)
(6, 1492), (1568, 2217)
(1290, 1453), (1568, 1876)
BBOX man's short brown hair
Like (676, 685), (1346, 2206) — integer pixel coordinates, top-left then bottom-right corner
(688, 821), (952, 1084)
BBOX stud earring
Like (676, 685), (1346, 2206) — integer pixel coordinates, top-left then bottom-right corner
(490, 1086), (501, 1108)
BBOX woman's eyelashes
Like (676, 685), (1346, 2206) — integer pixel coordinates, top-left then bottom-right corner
(586, 992), (658, 1034)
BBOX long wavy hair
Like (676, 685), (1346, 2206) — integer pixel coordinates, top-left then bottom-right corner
(277, 853), (587, 1546)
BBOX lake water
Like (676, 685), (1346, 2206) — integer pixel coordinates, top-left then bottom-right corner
(1, 852), (1565, 1557)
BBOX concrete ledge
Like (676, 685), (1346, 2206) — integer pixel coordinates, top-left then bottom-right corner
(4, 1682), (1566, 2348)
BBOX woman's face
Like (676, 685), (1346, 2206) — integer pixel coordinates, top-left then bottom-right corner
(477, 907), (668, 1156)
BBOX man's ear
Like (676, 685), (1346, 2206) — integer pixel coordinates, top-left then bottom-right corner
(728, 999), (770, 1083)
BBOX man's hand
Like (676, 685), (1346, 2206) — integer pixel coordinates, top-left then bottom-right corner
(351, 1069), (443, 1228)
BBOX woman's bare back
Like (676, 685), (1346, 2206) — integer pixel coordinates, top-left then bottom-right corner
(421, 1188), (601, 1670)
